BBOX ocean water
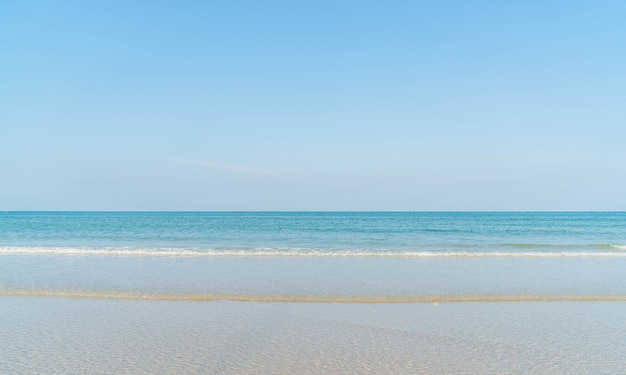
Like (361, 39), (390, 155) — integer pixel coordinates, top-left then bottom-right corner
(0, 212), (626, 302)
(2, 211), (626, 300)
(2, 211), (626, 255)
(2, 211), (626, 374)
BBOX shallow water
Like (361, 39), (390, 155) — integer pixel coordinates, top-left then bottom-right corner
(1, 254), (626, 300)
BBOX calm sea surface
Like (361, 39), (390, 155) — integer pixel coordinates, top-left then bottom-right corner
(2, 211), (626, 254)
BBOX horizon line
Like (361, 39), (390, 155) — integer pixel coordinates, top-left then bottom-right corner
(3, 210), (625, 213)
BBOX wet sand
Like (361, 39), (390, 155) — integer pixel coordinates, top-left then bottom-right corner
(2, 297), (625, 374)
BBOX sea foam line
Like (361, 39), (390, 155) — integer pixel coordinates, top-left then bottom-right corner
(1, 246), (626, 258)
(2, 289), (626, 303)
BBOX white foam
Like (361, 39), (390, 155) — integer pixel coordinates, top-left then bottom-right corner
(2, 246), (626, 258)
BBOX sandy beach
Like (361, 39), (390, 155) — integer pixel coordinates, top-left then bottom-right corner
(3, 213), (626, 373)
(2, 296), (625, 374)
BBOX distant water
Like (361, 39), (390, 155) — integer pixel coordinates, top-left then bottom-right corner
(2, 211), (626, 256)
(2, 211), (626, 301)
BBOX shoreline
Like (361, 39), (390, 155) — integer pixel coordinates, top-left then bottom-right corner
(3, 290), (626, 303)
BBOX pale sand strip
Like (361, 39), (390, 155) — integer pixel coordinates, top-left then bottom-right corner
(2, 289), (626, 303)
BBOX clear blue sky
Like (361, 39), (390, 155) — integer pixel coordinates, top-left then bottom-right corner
(1, 0), (625, 210)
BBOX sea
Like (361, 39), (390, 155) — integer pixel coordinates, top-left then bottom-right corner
(2, 211), (626, 374)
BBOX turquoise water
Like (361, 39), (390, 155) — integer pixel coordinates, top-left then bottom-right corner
(1, 211), (626, 300)
(2, 211), (626, 255)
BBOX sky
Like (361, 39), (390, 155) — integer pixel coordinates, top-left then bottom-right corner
(1, 0), (625, 211)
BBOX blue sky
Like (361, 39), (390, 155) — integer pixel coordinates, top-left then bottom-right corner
(1, 0), (625, 210)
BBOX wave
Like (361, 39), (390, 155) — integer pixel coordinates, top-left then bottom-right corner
(2, 246), (626, 258)
(503, 243), (626, 250)
(2, 289), (625, 303)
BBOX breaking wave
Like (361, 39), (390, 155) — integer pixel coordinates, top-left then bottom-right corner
(2, 246), (626, 258)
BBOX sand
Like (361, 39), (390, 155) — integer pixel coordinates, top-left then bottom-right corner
(2, 296), (625, 374)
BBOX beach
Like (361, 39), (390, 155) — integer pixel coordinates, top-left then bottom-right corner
(2, 212), (626, 373)
(3, 297), (625, 374)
